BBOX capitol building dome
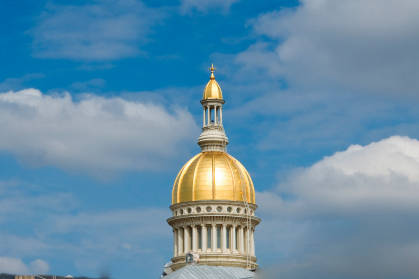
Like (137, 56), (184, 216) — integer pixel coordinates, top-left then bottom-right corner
(172, 151), (255, 205)
(166, 64), (260, 273)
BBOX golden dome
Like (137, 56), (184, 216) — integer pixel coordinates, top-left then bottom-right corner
(172, 151), (255, 205)
(203, 64), (223, 100)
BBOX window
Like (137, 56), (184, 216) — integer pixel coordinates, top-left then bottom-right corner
(217, 206), (222, 212)
(198, 228), (202, 250)
(236, 208), (241, 214)
(190, 227), (193, 250)
(217, 226), (221, 249)
(196, 207), (201, 213)
(226, 227), (230, 249)
(227, 207), (232, 213)
(180, 209), (184, 215)
(236, 228), (238, 250)
(187, 208), (192, 214)
(207, 227), (211, 249)
(206, 206), (212, 212)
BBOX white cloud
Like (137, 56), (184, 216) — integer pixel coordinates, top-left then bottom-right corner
(30, 0), (163, 60)
(257, 136), (419, 278)
(237, 0), (419, 95)
(0, 257), (49, 274)
(179, 0), (240, 14)
(0, 89), (198, 177)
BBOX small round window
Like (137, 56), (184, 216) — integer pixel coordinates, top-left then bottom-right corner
(187, 208), (192, 214)
(174, 210), (178, 216)
(236, 208), (241, 213)
(180, 209), (184, 215)
(196, 207), (201, 213)
(206, 206), (212, 212)
(244, 209), (247, 214)
(227, 207), (232, 213)
(217, 206), (222, 212)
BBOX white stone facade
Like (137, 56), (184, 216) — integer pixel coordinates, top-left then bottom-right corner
(167, 201), (260, 271)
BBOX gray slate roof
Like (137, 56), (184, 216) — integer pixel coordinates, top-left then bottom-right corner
(163, 265), (254, 279)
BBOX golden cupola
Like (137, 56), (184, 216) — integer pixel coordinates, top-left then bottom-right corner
(203, 64), (223, 100)
(167, 64), (260, 272)
(171, 64), (255, 205)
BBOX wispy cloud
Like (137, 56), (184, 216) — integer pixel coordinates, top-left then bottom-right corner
(179, 0), (240, 14)
(30, 0), (164, 61)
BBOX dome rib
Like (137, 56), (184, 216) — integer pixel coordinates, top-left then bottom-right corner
(174, 153), (201, 204)
(192, 153), (205, 201)
(223, 152), (236, 202)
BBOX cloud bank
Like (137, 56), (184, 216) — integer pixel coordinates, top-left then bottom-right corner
(0, 89), (198, 177)
(0, 179), (170, 277)
(257, 135), (419, 279)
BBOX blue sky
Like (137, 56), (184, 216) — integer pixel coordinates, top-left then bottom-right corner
(2, 0), (419, 278)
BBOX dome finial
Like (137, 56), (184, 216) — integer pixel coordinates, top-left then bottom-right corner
(209, 63), (216, 80)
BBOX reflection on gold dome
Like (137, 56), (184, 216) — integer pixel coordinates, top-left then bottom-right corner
(172, 151), (255, 205)
(203, 64), (223, 100)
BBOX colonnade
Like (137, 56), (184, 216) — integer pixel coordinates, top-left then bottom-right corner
(203, 105), (222, 126)
(173, 224), (255, 257)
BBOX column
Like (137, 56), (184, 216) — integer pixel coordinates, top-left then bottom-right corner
(184, 226), (189, 253)
(245, 227), (250, 254)
(231, 225), (237, 253)
(207, 106), (210, 126)
(203, 108), (206, 127)
(192, 225), (198, 252)
(221, 224), (227, 253)
(178, 228), (184, 255)
(173, 229), (178, 257)
(251, 228), (255, 256)
(220, 107), (222, 125)
(214, 105), (217, 125)
(201, 224), (207, 253)
(239, 226), (244, 253)
(212, 224), (217, 252)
